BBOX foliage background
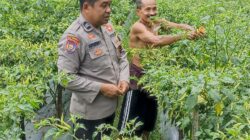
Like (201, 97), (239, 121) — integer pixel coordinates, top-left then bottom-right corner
(139, 0), (250, 139)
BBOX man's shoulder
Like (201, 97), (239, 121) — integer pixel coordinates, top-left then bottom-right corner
(131, 21), (146, 33)
(66, 18), (82, 34)
(60, 18), (82, 40)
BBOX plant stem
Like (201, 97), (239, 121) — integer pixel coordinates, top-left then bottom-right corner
(20, 115), (26, 140)
(192, 106), (199, 140)
(56, 84), (63, 118)
(213, 1), (218, 70)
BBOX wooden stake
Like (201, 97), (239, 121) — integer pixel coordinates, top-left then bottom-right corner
(192, 106), (199, 140)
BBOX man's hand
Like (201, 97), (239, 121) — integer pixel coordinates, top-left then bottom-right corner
(100, 84), (122, 98)
(186, 28), (206, 40)
(180, 24), (195, 31)
(187, 31), (198, 40)
(118, 81), (129, 95)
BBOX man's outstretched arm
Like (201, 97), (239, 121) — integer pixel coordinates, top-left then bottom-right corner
(133, 22), (197, 47)
(155, 18), (195, 31)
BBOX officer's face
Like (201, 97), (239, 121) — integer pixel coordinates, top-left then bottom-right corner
(85, 0), (112, 27)
(137, 0), (157, 23)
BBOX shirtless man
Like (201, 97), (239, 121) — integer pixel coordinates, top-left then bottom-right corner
(118, 0), (203, 139)
(130, 3), (200, 68)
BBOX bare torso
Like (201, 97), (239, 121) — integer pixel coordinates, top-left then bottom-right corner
(129, 21), (161, 68)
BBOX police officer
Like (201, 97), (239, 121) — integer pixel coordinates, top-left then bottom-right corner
(57, 0), (129, 139)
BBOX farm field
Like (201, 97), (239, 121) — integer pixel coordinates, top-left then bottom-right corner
(0, 0), (249, 139)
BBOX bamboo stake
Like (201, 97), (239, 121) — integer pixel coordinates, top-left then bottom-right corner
(192, 106), (199, 140)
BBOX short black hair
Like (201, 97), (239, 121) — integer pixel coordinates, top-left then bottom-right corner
(79, 0), (99, 10)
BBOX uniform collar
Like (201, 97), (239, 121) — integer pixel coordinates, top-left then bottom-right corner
(79, 13), (103, 35)
(79, 13), (94, 32)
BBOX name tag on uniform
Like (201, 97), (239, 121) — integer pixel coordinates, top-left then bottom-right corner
(88, 39), (105, 59)
(88, 41), (101, 48)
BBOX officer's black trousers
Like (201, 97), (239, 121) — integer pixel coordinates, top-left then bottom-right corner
(75, 113), (115, 140)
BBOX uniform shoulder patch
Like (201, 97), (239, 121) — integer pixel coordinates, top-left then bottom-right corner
(104, 23), (113, 32)
(65, 35), (80, 53)
(87, 33), (96, 40)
